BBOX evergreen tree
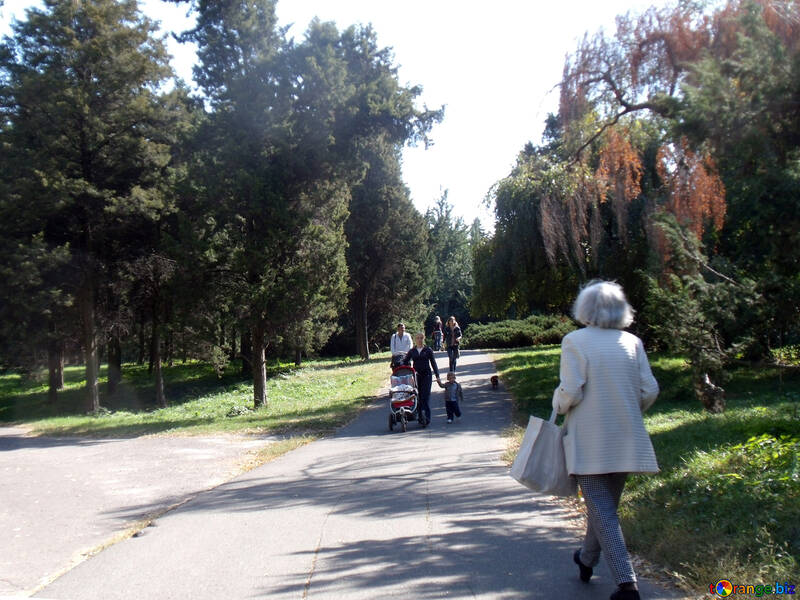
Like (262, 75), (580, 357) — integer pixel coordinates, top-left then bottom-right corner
(425, 192), (474, 326)
(0, 0), (181, 411)
(181, 3), (439, 402)
(345, 136), (429, 359)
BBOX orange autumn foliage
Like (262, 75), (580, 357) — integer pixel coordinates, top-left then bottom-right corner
(624, 5), (711, 95)
(559, 0), (799, 153)
(714, 1), (800, 56)
(760, 0), (800, 52)
(595, 128), (643, 240)
(656, 139), (726, 239)
(596, 128), (643, 205)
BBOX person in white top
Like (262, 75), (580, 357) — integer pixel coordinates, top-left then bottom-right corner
(552, 281), (659, 600)
(390, 323), (412, 357)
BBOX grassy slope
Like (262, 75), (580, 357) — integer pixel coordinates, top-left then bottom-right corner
(0, 356), (389, 437)
(493, 345), (800, 594)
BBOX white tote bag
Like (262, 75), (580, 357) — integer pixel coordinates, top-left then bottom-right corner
(510, 409), (576, 497)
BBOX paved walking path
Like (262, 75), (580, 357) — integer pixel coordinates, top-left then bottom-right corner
(2, 351), (687, 599)
(0, 428), (272, 596)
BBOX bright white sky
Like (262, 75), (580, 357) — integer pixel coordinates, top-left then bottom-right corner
(1, 0), (663, 229)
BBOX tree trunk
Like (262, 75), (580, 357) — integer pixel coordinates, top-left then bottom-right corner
(79, 286), (100, 412)
(443, 299), (452, 322)
(137, 320), (146, 365)
(354, 290), (370, 360)
(153, 338), (166, 408)
(241, 330), (252, 378)
(107, 334), (122, 396)
(252, 322), (267, 409)
(47, 337), (62, 404)
(56, 342), (64, 389)
(694, 372), (725, 413)
(148, 324), (157, 375)
(152, 306), (166, 408)
(229, 330), (237, 362)
(294, 347), (302, 366)
(166, 329), (174, 367)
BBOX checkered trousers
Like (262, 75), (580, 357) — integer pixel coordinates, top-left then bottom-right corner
(575, 473), (637, 585)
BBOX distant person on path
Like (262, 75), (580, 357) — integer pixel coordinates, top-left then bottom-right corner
(432, 316), (444, 351)
(443, 316), (462, 372)
(403, 332), (442, 426)
(441, 371), (463, 423)
(390, 323), (412, 366)
(552, 280), (659, 600)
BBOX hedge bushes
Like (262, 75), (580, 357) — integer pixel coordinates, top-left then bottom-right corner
(463, 315), (576, 349)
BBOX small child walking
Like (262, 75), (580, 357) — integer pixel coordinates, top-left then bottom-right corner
(442, 372), (463, 423)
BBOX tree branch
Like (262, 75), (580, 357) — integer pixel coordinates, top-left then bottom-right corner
(566, 69), (672, 167)
(673, 226), (740, 286)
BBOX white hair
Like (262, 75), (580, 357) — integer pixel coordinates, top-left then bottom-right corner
(572, 280), (634, 329)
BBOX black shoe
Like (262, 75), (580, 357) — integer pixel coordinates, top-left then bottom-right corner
(609, 587), (640, 600)
(573, 549), (592, 583)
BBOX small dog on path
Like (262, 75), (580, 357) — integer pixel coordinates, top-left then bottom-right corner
(490, 375), (499, 389)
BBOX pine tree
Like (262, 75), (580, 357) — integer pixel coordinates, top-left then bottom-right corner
(182, 3), (439, 404)
(0, 0), (180, 411)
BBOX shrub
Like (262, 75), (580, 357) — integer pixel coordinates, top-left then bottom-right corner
(463, 315), (576, 349)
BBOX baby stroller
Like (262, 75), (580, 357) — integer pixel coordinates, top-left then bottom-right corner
(388, 363), (424, 432)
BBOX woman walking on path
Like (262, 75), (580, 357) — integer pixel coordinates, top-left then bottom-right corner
(404, 332), (442, 426)
(432, 316), (444, 351)
(443, 316), (462, 373)
(552, 281), (659, 600)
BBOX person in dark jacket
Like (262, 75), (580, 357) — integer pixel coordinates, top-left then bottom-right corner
(443, 316), (462, 373)
(404, 332), (442, 426)
(432, 316), (444, 351)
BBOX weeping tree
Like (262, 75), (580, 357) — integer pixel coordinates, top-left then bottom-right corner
(554, 0), (797, 351)
(474, 0), (800, 412)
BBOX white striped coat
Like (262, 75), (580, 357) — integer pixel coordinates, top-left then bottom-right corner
(552, 326), (660, 475)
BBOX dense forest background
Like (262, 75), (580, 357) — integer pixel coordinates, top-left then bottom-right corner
(1, 0), (798, 413)
(0, 0), (483, 410)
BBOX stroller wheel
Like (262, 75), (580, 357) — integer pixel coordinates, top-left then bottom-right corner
(388, 413), (394, 432)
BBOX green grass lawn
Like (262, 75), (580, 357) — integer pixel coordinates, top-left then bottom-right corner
(493, 345), (800, 595)
(0, 355), (390, 437)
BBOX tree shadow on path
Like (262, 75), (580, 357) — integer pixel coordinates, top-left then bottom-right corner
(95, 350), (685, 599)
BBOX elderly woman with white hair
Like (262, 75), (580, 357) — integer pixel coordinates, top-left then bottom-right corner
(553, 281), (659, 600)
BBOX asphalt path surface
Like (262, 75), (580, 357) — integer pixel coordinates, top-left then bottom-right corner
(3, 351), (687, 599)
(0, 429), (272, 596)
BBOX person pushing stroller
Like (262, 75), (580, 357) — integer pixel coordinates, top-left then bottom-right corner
(403, 332), (442, 426)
